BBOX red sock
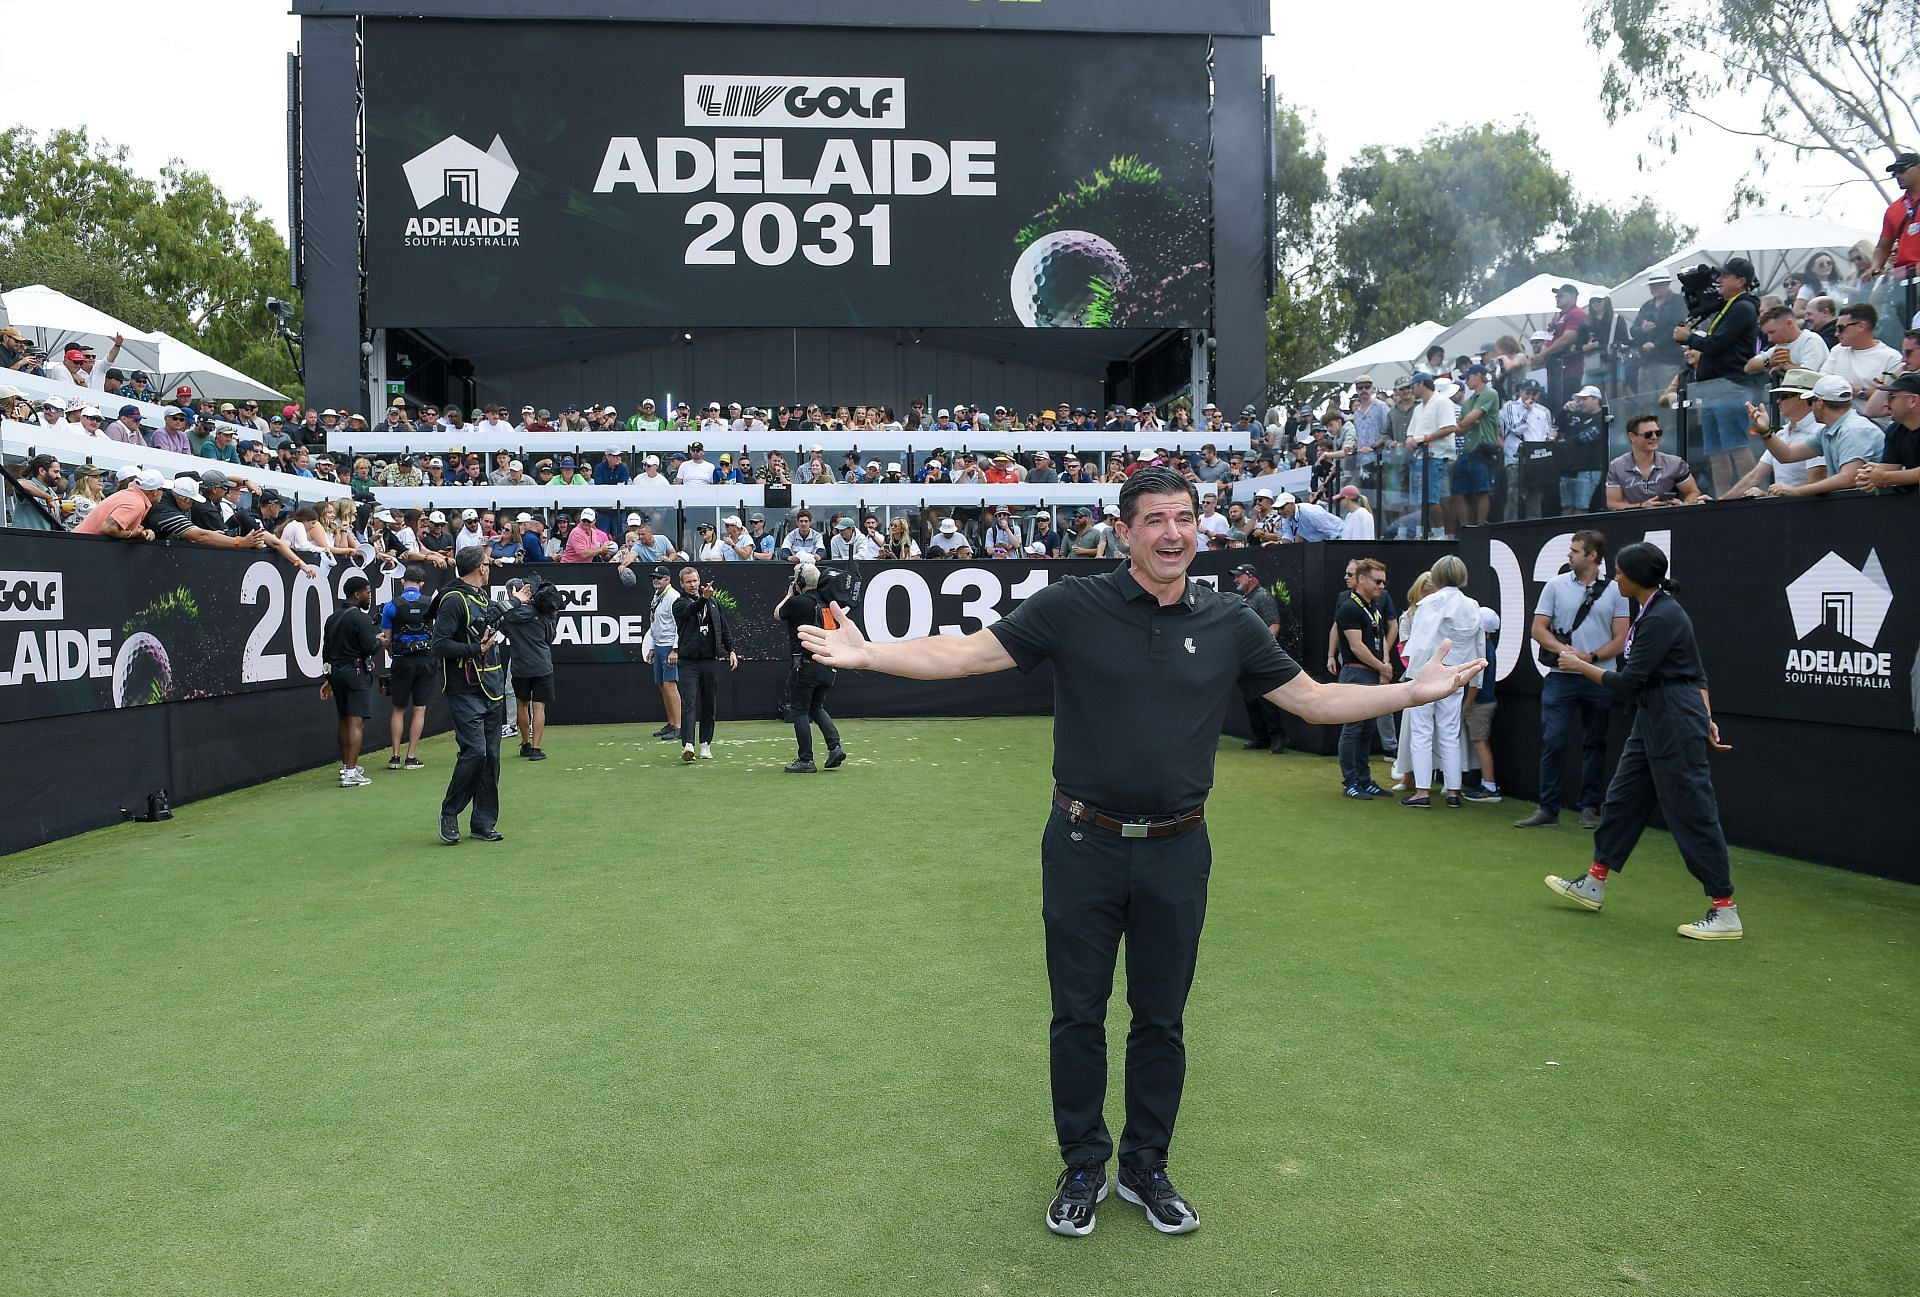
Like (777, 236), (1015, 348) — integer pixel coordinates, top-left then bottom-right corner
(1588, 863), (1610, 882)
(1710, 895), (1734, 908)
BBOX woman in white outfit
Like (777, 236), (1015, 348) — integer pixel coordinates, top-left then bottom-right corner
(1399, 555), (1485, 808)
(1390, 572), (1435, 792)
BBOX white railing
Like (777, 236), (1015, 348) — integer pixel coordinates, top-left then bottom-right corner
(2, 419), (351, 502)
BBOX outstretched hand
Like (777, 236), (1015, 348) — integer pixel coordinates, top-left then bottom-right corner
(1407, 639), (1488, 706)
(796, 603), (870, 669)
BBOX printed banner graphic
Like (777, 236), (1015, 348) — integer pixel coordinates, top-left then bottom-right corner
(363, 21), (1212, 329)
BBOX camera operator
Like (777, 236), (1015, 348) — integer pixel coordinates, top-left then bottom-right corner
(775, 565), (847, 773)
(432, 547), (507, 844)
(669, 566), (738, 763)
(1672, 257), (1761, 494)
(1630, 271), (1689, 396)
(503, 576), (559, 761)
(319, 574), (382, 788)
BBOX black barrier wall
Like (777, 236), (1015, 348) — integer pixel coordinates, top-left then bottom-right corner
(1457, 494), (1919, 882)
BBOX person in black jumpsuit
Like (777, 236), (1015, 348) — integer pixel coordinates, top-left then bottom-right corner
(796, 467), (1485, 1238)
(1543, 541), (1742, 940)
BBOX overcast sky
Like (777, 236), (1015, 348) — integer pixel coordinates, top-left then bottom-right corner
(4, 0), (1889, 264)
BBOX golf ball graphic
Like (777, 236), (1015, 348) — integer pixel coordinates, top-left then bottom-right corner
(1010, 230), (1129, 327)
(112, 632), (173, 707)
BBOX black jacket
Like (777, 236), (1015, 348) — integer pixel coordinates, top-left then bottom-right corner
(672, 594), (735, 660)
(502, 599), (557, 678)
(1688, 291), (1760, 385)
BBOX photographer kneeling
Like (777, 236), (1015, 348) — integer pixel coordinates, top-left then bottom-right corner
(775, 565), (848, 774)
(504, 576), (562, 761)
(433, 546), (508, 844)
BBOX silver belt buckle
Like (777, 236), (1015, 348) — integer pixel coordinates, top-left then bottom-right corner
(1121, 821), (1149, 839)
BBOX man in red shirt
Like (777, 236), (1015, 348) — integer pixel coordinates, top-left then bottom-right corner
(1868, 151), (1920, 280)
(73, 468), (166, 540)
(983, 452), (1021, 484)
(1537, 282), (1587, 410)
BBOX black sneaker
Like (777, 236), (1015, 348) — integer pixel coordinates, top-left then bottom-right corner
(471, 827), (504, 843)
(1363, 783), (1389, 797)
(653, 724), (677, 740)
(526, 747), (548, 761)
(1116, 1165), (1199, 1235)
(1046, 1166), (1109, 1237)
(1462, 785), (1503, 803)
(784, 759), (817, 774)
(405, 756), (425, 769)
(439, 820), (460, 846)
(519, 742), (533, 758)
(1343, 784), (1373, 800)
(824, 747), (847, 770)
(386, 756), (404, 771)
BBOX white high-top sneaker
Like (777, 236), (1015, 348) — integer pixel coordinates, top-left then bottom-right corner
(1678, 904), (1743, 940)
(1544, 872), (1606, 911)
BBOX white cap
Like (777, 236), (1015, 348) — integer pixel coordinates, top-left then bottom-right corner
(626, 512), (643, 526)
(461, 508), (478, 520)
(867, 459), (880, 468)
(134, 469), (167, 491)
(937, 408), (951, 417)
(1479, 607), (1502, 633)
(1127, 407), (1140, 417)
(606, 445), (622, 454)
(579, 507), (597, 520)
(1136, 450), (1156, 462)
(938, 518), (958, 534)
(429, 457), (444, 468)
(1433, 378), (1460, 399)
(1528, 329), (1554, 341)
(1024, 542), (1047, 555)
(81, 405), (103, 419)
(1253, 488), (1275, 499)
(1574, 385), (1604, 400)
(644, 454), (660, 466)
(372, 509), (396, 522)
(509, 459), (523, 471)
(885, 461), (902, 472)
(810, 443), (823, 452)
(1811, 374), (1854, 401)
(1276, 492), (1298, 507)
(428, 510), (447, 523)
(170, 476), (203, 500)
(515, 512), (536, 523)
(603, 405), (618, 416)
(722, 514), (743, 527)
(1102, 504), (1120, 517)
(65, 396), (86, 412)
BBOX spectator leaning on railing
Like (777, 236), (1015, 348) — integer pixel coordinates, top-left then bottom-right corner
(1745, 375), (1885, 498)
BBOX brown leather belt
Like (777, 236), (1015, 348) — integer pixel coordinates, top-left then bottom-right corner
(1054, 789), (1205, 839)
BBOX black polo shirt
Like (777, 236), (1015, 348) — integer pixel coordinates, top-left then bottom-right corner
(989, 564), (1302, 816)
(1334, 591), (1385, 668)
(1882, 419), (1919, 493)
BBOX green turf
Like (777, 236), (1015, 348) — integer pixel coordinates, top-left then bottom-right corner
(1, 718), (1914, 1296)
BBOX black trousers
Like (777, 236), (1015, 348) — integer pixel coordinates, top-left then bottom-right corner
(1041, 804), (1210, 1172)
(1244, 695), (1287, 751)
(676, 658), (720, 745)
(789, 659), (841, 761)
(441, 689), (503, 832)
(1593, 685), (1733, 899)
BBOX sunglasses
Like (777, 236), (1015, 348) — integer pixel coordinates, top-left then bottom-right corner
(1635, 428), (1663, 439)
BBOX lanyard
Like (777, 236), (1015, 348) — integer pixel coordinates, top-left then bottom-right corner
(1349, 591), (1381, 634)
(1623, 589), (1661, 662)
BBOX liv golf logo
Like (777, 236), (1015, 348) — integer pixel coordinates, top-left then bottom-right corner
(1782, 549), (1894, 689)
(402, 134), (522, 246)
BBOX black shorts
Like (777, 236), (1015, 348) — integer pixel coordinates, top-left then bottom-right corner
(513, 673), (555, 703)
(388, 654), (435, 708)
(331, 673), (374, 719)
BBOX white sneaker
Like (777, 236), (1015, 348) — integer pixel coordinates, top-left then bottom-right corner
(1544, 872), (1605, 911)
(501, 722), (519, 738)
(1678, 904), (1743, 940)
(341, 767), (372, 787)
(698, 743), (713, 760)
(681, 744), (697, 764)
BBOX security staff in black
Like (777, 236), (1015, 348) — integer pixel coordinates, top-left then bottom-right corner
(380, 567), (435, 770)
(432, 546), (507, 844)
(797, 467), (1484, 1238)
(1229, 563), (1287, 754)
(773, 565), (845, 773)
(1545, 542), (1742, 940)
(668, 566), (738, 762)
(320, 574), (381, 786)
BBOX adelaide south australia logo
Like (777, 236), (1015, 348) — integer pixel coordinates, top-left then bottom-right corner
(1782, 550), (1894, 689)
(402, 134), (521, 246)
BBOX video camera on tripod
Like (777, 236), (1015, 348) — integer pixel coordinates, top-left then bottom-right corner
(1674, 263), (1726, 324)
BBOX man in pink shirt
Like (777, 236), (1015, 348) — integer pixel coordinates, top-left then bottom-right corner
(561, 507), (613, 563)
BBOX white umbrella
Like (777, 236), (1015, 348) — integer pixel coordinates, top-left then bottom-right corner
(1607, 214), (1875, 313)
(1299, 320), (1446, 385)
(1428, 273), (1614, 359)
(0, 284), (162, 371)
(149, 331), (290, 403)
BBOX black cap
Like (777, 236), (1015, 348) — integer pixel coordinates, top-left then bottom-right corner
(1553, 282), (1580, 296)
(1886, 151), (1920, 174)
(1886, 372), (1920, 397)
(1721, 255), (1757, 282)
(651, 565), (672, 579)
(259, 489), (284, 505)
(1228, 563), (1258, 578)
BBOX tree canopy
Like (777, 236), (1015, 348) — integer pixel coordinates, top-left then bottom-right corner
(1265, 109), (1692, 405)
(0, 127), (302, 401)
(1586, 0), (1920, 207)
